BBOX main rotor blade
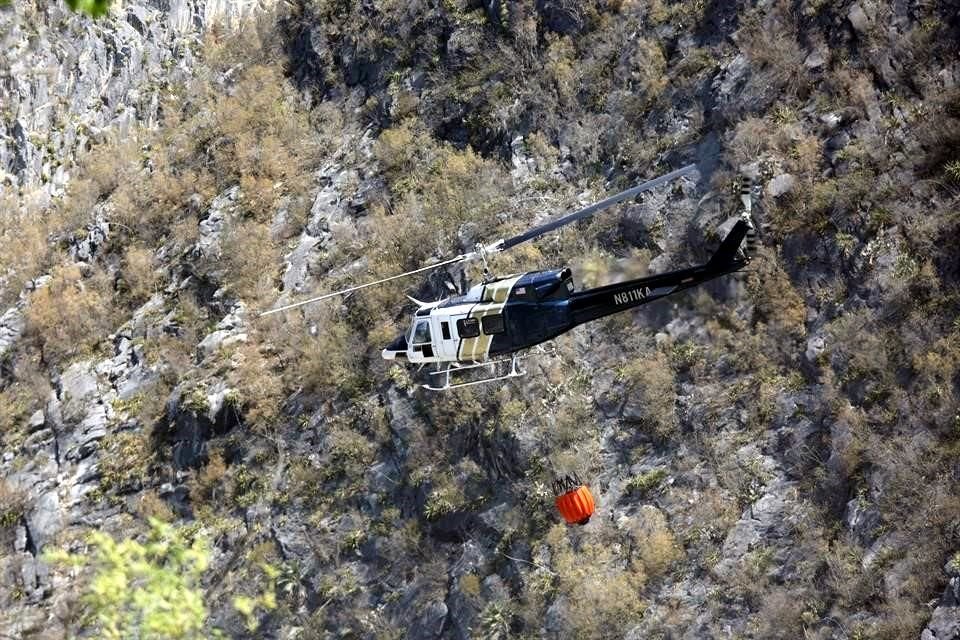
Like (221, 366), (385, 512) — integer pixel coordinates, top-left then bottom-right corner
(258, 254), (466, 317)
(499, 163), (697, 251)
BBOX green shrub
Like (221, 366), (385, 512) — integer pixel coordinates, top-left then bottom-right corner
(0, 482), (26, 529)
(946, 160), (960, 182)
(97, 431), (153, 497)
(48, 519), (214, 639)
(624, 469), (667, 497)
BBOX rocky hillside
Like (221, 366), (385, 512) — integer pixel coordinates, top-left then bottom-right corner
(2, 0), (960, 638)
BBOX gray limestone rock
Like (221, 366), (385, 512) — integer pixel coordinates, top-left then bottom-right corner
(804, 50), (826, 70)
(306, 165), (355, 236)
(0, 306), (26, 361)
(69, 217), (109, 262)
(545, 596), (570, 634)
(272, 521), (320, 577)
(27, 410), (45, 432)
(481, 574), (510, 601)
(714, 54), (750, 101)
(367, 461), (400, 494)
(922, 603), (960, 640)
(766, 174), (796, 198)
(196, 187), (240, 258)
(820, 112), (843, 130)
(14, 526), (27, 553)
(26, 490), (62, 553)
(848, 3), (871, 34)
(410, 601), (448, 640)
(197, 305), (247, 359)
(714, 479), (796, 579)
(58, 361), (100, 425)
(511, 135), (537, 185)
(281, 234), (323, 294)
(446, 27), (482, 68)
(805, 333), (825, 364)
(844, 497), (881, 544)
(197, 329), (247, 359)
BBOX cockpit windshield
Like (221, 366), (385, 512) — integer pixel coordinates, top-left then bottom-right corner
(412, 320), (432, 345)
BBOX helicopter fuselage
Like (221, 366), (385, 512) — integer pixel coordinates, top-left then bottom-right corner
(381, 219), (752, 366)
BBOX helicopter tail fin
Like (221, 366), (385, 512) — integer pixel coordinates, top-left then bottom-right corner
(706, 218), (753, 270)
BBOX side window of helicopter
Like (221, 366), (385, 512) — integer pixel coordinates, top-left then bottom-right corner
(481, 314), (505, 335)
(456, 318), (480, 338)
(440, 321), (451, 340)
(412, 320), (432, 344)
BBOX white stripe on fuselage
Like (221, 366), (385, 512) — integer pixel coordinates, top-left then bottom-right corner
(455, 275), (521, 363)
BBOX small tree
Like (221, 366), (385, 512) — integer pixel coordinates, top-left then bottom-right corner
(50, 519), (214, 639)
(66, 0), (111, 16)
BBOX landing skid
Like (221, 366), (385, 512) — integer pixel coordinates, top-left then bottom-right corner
(423, 348), (555, 391)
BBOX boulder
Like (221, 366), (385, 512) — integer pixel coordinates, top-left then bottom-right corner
(0, 306), (25, 361)
(537, 1), (583, 34)
(714, 479), (796, 579)
(714, 54), (750, 102)
(26, 490), (63, 553)
(196, 187), (239, 258)
(446, 27), (482, 68)
(197, 329), (247, 359)
(545, 595), (570, 633)
(58, 360), (100, 424)
(281, 234), (322, 294)
(804, 51), (826, 70)
(848, 3), (871, 34)
(805, 333), (825, 364)
(69, 217), (109, 262)
(922, 602), (960, 640)
(844, 497), (881, 544)
(409, 601), (448, 640)
(765, 174), (796, 198)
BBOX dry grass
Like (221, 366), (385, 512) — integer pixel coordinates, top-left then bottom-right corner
(544, 522), (648, 639)
(119, 245), (161, 306)
(617, 350), (678, 439)
(0, 481), (27, 529)
(220, 221), (281, 306)
(226, 341), (285, 431)
(188, 451), (229, 503)
(745, 252), (806, 339)
(24, 264), (116, 365)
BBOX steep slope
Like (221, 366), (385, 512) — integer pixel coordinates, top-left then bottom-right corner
(1, 0), (959, 638)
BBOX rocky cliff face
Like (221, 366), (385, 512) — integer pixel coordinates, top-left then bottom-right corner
(2, 0), (960, 638)
(0, 0), (272, 634)
(0, 0), (268, 202)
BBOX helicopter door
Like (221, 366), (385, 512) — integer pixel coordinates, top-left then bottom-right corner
(410, 319), (434, 359)
(434, 317), (460, 360)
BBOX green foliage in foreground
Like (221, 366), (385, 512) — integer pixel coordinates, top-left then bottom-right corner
(67, 0), (111, 17)
(0, 0), (112, 16)
(49, 519), (214, 639)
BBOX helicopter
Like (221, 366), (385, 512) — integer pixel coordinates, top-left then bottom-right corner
(261, 163), (758, 390)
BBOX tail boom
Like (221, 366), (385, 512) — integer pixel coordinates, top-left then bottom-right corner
(568, 220), (751, 326)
